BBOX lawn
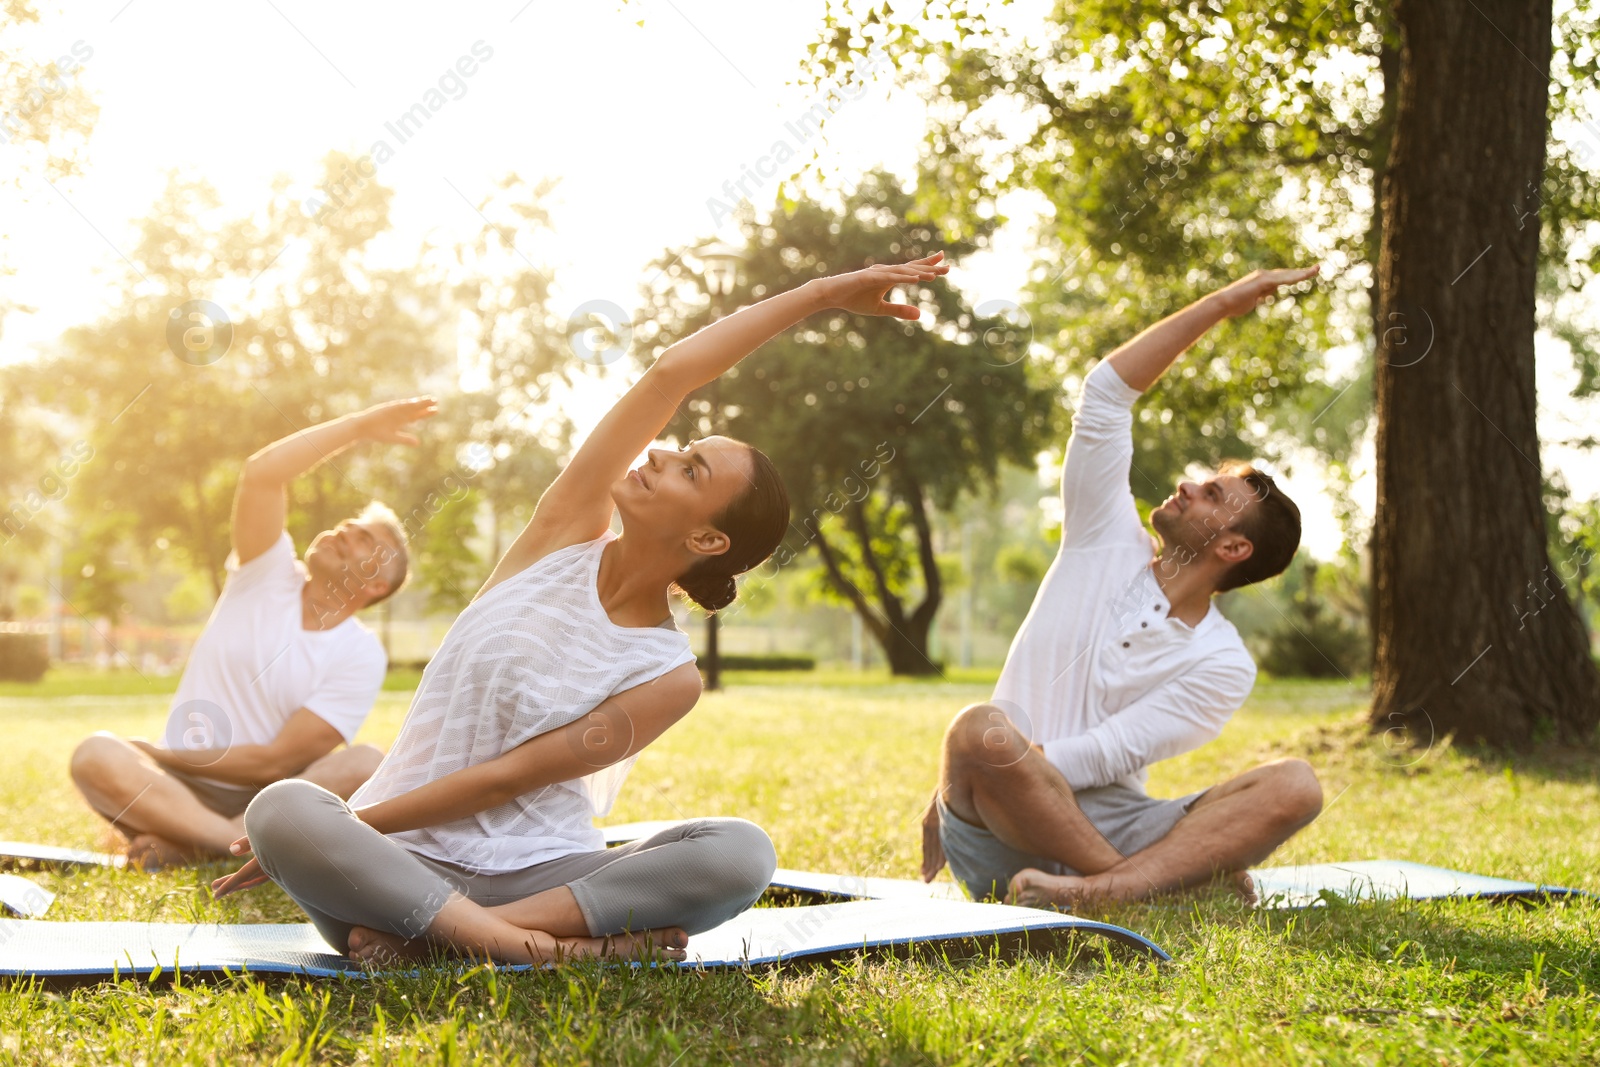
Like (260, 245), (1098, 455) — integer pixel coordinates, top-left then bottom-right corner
(1, 671), (1597, 1064)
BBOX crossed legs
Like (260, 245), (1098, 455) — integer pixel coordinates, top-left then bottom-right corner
(244, 779), (777, 967)
(928, 702), (1323, 907)
(69, 731), (383, 867)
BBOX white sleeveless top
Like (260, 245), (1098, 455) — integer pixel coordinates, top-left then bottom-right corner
(349, 531), (697, 874)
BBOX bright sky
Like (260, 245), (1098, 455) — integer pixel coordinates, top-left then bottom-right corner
(3, 0), (1598, 561)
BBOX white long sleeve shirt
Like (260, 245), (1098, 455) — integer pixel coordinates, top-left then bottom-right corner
(991, 358), (1257, 794)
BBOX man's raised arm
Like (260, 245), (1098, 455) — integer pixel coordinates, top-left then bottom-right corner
(231, 397), (438, 566)
(1103, 267), (1319, 394)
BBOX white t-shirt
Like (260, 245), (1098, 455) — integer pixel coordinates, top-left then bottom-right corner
(350, 532), (696, 875)
(162, 532), (387, 792)
(992, 358), (1257, 794)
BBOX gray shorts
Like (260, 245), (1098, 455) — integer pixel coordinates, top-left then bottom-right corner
(936, 782), (1207, 901)
(165, 765), (259, 819)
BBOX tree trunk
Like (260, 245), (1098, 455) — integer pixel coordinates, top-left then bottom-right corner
(809, 494), (942, 677)
(1372, 0), (1600, 745)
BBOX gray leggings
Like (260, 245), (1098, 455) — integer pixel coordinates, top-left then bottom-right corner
(244, 779), (777, 953)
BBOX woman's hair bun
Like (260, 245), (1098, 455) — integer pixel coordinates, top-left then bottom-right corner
(674, 570), (738, 613)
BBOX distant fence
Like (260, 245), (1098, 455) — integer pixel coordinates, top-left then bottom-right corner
(14, 603), (1017, 675)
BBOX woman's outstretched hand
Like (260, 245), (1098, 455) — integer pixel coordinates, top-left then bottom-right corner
(209, 835), (271, 899)
(819, 252), (950, 320)
(1210, 265), (1320, 318)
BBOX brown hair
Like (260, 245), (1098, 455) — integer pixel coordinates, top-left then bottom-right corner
(672, 443), (790, 613)
(1214, 460), (1301, 593)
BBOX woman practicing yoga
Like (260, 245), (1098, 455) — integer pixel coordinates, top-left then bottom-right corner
(211, 251), (951, 966)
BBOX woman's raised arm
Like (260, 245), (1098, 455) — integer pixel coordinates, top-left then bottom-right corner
(478, 252), (948, 594)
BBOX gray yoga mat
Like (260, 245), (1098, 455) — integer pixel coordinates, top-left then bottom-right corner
(0, 896), (1168, 978)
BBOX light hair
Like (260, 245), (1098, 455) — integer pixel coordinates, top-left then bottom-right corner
(357, 500), (410, 607)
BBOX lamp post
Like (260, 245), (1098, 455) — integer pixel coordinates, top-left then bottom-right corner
(695, 242), (743, 692)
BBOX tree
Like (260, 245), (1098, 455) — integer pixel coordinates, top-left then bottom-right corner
(805, 1), (1370, 515)
(1371, 0), (1600, 744)
(0, 0), (100, 336)
(806, 0), (1600, 740)
(635, 173), (1058, 673)
(23, 157), (569, 617)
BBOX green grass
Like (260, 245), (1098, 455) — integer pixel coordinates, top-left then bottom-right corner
(2, 675), (1598, 1064)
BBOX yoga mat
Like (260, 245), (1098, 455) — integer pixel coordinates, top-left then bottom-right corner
(769, 868), (967, 902)
(1248, 860), (1592, 908)
(0, 875), (53, 918)
(0, 841), (123, 870)
(599, 821), (685, 846)
(0, 897), (1167, 979)
(768, 861), (1591, 910)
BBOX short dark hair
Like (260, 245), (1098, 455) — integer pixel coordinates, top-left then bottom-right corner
(673, 443), (790, 613)
(1214, 460), (1301, 593)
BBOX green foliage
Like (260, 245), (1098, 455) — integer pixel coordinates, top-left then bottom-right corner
(635, 171), (1059, 671)
(1257, 554), (1370, 679)
(0, 3), (101, 332)
(8, 158), (567, 616)
(994, 541), (1048, 585)
(804, 0), (1600, 536)
(414, 486), (485, 613)
(1541, 475), (1600, 631)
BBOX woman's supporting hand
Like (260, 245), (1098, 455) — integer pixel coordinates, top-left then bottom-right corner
(209, 835), (271, 899)
(816, 252), (949, 320)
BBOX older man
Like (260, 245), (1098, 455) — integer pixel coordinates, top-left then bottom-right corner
(70, 397), (436, 869)
(922, 267), (1326, 908)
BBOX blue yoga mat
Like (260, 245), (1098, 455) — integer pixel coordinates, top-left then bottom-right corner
(763, 861), (1590, 908)
(0, 897), (1167, 979)
(0, 841), (124, 870)
(599, 821), (686, 847)
(1248, 860), (1591, 908)
(0, 874), (53, 918)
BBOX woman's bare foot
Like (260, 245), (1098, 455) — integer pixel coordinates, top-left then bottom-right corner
(350, 922), (691, 969)
(126, 833), (203, 871)
(348, 926), (437, 967)
(1005, 868), (1096, 911)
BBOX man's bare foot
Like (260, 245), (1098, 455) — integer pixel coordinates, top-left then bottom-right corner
(348, 926), (436, 967)
(595, 927), (690, 963)
(506, 926), (689, 966)
(1229, 869), (1258, 906)
(1005, 868), (1096, 911)
(126, 833), (204, 872)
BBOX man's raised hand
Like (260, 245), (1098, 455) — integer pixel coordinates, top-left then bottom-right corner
(1211, 265), (1320, 319)
(357, 396), (439, 446)
(820, 252), (950, 321)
